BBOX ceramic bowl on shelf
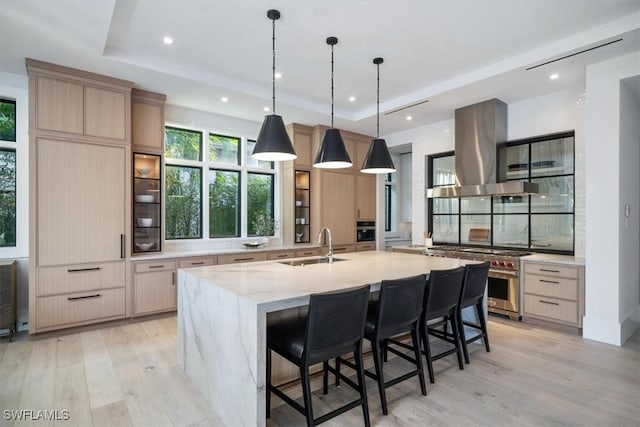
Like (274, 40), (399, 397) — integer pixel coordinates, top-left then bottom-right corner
(136, 168), (152, 178)
(135, 194), (155, 203)
(135, 242), (154, 251)
(137, 217), (153, 227)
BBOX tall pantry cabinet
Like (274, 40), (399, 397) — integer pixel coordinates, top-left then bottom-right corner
(27, 59), (132, 333)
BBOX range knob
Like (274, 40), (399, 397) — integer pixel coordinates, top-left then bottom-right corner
(491, 260), (498, 266)
(499, 261), (506, 267)
(507, 262), (514, 268)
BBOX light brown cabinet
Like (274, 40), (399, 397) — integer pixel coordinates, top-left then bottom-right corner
(321, 171), (356, 246)
(28, 59), (132, 333)
(132, 89), (166, 151)
(133, 261), (177, 315)
(523, 261), (584, 328)
(288, 124), (313, 168)
(356, 175), (376, 220)
(218, 252), (268, 264)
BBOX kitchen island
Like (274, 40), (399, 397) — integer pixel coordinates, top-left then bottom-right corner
(177, 251), (474, 427)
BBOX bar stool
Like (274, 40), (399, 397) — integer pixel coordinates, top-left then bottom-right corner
(333, 274), (427, 415)
(266, 285), (371, 427)
(458, 262), (491, 364)
(421, 266), (466, 383)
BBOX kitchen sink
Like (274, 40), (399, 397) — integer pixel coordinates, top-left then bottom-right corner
(278, 257), (346, 267)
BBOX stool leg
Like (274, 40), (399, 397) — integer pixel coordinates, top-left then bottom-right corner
(421, 322), (435, 384)
(477, 301), (491, 352)
(458, 308), (470, 364)
(372, 340), (388, 415)
(266, 347), (271, 418)
(411, 326), (427, 396)
(300, 365), (315, 427)
(450, 314), (464, 370)
(322, 361), (329, 395)
(354, 346), (371, 427)
(335, 357), (341, 386)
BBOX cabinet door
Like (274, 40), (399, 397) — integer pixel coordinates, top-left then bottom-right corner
(132, 99), (164, 149)
(134, 270), (177, 315)
(35, 75), (84, 134)
(37, 139), (126, 266)
(322, 171), (355, 245)
(84, 86), (127, 141)
(356, 140), (371, 172)
(356, 175), (376, 220)
(293, 128), (312, 168)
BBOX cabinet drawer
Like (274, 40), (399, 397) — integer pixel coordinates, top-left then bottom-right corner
(295, 248), (321, 257)
(37, 287), (125, 329)
(38, 262), (125, 296)
(356, 243), (376, 252)
(268, 251), (295, 260)
(178, 257), (217, 268)
(218, 253), (267, 264)
(524, 294), (578, 325)
(135, 260), (177, 273)
(524, 263), (578, 279)
(331, 245), (355, 254)
(524, 274), (578, 300)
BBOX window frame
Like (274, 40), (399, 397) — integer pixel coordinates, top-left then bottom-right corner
(164, 124), (278, 242)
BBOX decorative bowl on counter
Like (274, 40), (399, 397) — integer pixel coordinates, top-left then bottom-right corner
(136, 168), (152, 178)
(242, 242), (263, 249)
(137, 217), (153, 227)
(135, 242), (154, 250)
(135, 194), (155, 203)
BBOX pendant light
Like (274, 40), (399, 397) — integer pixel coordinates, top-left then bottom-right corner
(313, 36), (352, 169)
(252, 9), (297, 162)
(361, 57), (396, 174)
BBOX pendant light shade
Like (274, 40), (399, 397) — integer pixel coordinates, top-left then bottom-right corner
(361, 57), (396, 174)
(313, 36), (352, 169)
(252, 9), (296, 162)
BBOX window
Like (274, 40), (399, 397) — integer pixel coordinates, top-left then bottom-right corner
(0, 99), (16, 247)
(427, 132), (575, 253)
(164, 126), (276, 240)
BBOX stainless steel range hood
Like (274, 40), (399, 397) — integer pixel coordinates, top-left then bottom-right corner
(427, 98), (539, 198)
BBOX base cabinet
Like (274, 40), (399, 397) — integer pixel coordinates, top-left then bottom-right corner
(523, 261), (584, 328)
(133, 260), (177, 315)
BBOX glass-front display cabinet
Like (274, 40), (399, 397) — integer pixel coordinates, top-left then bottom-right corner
(294, 170), (310, 243)
(133, 153), (161, 253)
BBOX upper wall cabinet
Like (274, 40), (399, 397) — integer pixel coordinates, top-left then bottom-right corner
(287, 124), (313, 168)
(132, 89), (167, 152)
(26, 58), (132, 145)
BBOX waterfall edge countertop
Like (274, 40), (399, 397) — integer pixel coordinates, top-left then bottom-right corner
(177, 251), (477, 427)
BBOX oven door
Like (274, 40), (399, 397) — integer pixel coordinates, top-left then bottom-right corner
(487, 269), (520, 319)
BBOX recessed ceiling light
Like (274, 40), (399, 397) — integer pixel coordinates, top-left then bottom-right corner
(406, 115), (412, 121)
(549, 73), (559, 80)
(349, 96), (356, 102)
(221, 97), (228, 102)
(274, 72), (282, 79)
(163, 36), (173, 45)
(263, 106), (270, 112)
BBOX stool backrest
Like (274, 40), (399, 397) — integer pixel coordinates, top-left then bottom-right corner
(375, 274), (427, 338)
(423, 266), (466, 319)
(461, 262), (490, 308)
(304, 285), (370, 364)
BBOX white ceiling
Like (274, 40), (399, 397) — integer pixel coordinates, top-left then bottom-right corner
(1, 0), (639, 135)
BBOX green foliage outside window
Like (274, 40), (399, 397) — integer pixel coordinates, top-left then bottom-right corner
(209, 134), (240, 165)
(165, 127), (201, 160)
(248, 173), (274, 236)
(209, 170), (240, 237)
(166, 165), (202, 239)
(0, 100), (16, 142)
(0, 149), (16, 246)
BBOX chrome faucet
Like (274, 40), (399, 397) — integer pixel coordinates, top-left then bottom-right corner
(318, 227), (333, 263)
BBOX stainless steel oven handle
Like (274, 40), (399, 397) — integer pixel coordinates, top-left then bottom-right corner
(489, 269), (519, 279)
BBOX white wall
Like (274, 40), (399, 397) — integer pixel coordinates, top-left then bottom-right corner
(583, 51), (640, 346)
(0, 72), (29, 331)
(384, 88), (585, 254)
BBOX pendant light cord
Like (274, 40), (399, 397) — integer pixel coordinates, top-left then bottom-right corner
(330, 42), (334, 128)
(376, 61), (380, 138)
(271, 16), (276, 114)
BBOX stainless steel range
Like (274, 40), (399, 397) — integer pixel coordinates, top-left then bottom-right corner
(425, 246), (531, 320)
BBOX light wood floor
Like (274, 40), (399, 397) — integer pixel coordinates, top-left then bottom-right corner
(1, 316), (638, 427)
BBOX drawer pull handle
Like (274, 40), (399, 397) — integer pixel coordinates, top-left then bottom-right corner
(277, 254), (288, 258)
(334, 247), (346, 251)
(540, 279), (559, 284)
(68, 294), (101, 301)
(539, 300), (559, 306)
(539, 268), (560, 273)
(191, 261), (205, 265)
(67, 267), (101, 273)
(149, 265), (165, 269)
(235, 257), (254, 261)
(172, 272), (176, 285)
(302, 252), (313, 256)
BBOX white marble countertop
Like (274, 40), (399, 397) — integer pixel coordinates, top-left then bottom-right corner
(131, 243), (321, 261)
(181, 251), (473, 311)
(521, 253), (585, 266)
